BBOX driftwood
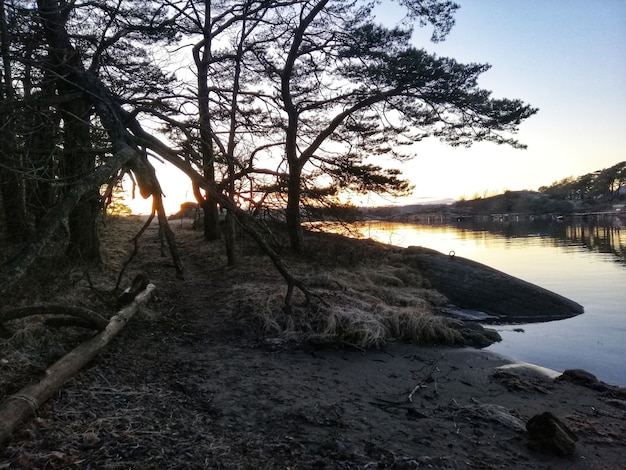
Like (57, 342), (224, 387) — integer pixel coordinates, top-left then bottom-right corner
(0, 284), (155, 448)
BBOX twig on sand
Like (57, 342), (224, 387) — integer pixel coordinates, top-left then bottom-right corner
(407, 354), (443, 402)
(408, 383), (427, 403)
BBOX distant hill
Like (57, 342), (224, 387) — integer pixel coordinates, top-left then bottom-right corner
(360, 191), (577, 221)
(538, 161), (626, 202)
(452, 161), (626, 216)
(358, 161), (626, 221)
(451, 190), (576, 216)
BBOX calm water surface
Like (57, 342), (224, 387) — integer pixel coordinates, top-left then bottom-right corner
(346, 217), (626, 386)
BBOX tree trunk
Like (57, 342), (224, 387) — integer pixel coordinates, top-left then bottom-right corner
(0, 170), (29, 242)
(286, 164), (304, 253)
(24, 99), (59, 224)
(192, 182), (220, 240)
(35, 0), (102, 262)
(59, 67), (100, 263)
(225, 210), (236, 265)
(195, 3), (221, 242)
(201, 196), (221, 241)
(0, 0), (30, 241)
(0, 284), (155, 448)
(66, 190), (101, 262)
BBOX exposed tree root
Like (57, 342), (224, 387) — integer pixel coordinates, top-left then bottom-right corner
(0, 305), (108, 331)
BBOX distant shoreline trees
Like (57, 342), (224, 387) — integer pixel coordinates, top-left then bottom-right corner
(539, 161), (626, 203)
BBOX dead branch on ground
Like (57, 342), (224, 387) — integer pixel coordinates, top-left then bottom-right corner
(0, 283), (156, 448)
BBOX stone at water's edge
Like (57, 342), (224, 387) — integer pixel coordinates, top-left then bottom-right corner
(405, 246), (584, 323)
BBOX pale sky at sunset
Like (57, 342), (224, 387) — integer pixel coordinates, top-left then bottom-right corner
(129, 0), (626, 214)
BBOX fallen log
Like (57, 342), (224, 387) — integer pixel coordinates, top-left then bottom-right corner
(0, 284), (155, 448)
(405, 246), (584, 323)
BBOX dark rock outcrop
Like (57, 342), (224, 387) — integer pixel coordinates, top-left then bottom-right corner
(405, 246), (584, 323)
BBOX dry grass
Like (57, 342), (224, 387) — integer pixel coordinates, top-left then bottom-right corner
(234, 232), (461, 348)
(246, 272), (461, 349)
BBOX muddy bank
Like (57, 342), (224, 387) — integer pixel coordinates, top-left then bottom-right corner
(2, 331), (625, 469)
(405, 246), (584, 323)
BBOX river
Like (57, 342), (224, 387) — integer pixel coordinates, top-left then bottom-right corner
(341, 216), (626, 386)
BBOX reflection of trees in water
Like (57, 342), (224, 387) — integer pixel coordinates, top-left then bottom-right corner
(565, 223), (625, 262)
(446, 216), (626, 264)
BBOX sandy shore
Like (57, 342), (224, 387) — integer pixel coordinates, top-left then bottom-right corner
(3, 324), (625, 469)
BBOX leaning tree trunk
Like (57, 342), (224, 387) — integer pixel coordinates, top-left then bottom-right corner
(0, 148), (132, 296)
(35, 0), (182, 274)
(125, 116), (313, 310)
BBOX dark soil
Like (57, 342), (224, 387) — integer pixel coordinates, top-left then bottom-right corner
(1, 217), (625, 469)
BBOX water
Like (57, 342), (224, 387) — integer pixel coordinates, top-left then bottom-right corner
(347, 217), (626, 386)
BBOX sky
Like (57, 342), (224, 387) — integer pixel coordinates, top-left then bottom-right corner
(127, 0), (626, 214)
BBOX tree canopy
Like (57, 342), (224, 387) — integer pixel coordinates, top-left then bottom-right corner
(1, 0), (537, 299)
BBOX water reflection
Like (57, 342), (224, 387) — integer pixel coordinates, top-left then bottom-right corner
(565, 223), (625, 262)
(349, 216), (626, 266)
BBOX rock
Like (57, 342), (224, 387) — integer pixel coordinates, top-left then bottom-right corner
(556, 369), (599, 387)
(441, 306), (498, 321)
(459, 403), (526, 432)
(556, 369), (626, 398)
(405, 246), (584, 323)
(526, 411), (578, 456)
(447, 319), (501, 348)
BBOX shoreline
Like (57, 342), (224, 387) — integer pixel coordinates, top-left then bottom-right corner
(5, 337), (625, 468)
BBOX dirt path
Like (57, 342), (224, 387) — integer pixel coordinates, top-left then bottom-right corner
(1, 219), (625, 469)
